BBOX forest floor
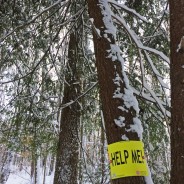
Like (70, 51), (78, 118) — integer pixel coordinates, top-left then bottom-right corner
(6, 165), (54, 184)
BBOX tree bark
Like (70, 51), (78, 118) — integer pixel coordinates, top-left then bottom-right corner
(170, 1), (184, 183)
(53, 32), (81, 184)
(87, 0), (145, 183)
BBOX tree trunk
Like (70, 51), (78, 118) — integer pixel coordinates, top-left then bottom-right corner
(170, 1), (184, 183)
(0, 149), (12, 184)
(53, 32), (81, 184)
(100, 123), (105, 184)
(42, 156), (47, 184)
(87, 0), (145, 183)
(78, 116), (83, 184)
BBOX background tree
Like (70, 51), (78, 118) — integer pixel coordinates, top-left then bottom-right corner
(0, 0), (171, 183)
(170, 0), (184, 183)
(53, 30), (82, 184)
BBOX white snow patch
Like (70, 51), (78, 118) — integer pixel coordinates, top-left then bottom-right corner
(95, 28), (101, 37)
(113, 74), (121, 86)
(121, 134), (129, 140)
(107, 44), (121, 61)
(89, 18), (94, 23)
(6, 165), (54, 184)
(99, 0), (116, 40)
(118, 106), (128, 112)
(177, 36), (184, 52)
(123, 88), (140, 112)
(113, 87), (123, 98)
(126, 117), (143, 140)
(103, 33), (108, 38)
(114, 116), (125, 127)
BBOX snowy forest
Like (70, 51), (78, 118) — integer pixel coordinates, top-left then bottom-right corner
(0, 0), (183, 184)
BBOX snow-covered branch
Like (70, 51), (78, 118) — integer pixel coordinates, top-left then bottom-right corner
(108, 0), (148, 23)
(0, 0), (70, 42)
(111, 13), (170, 64)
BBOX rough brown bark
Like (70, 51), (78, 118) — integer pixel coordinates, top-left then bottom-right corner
(170, 1), (184, 183)
(53, 32), (81, 184)
(87, 0), (144, 183)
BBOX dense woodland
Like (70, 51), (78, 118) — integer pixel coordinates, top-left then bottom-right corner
(0, 0), (183, 184)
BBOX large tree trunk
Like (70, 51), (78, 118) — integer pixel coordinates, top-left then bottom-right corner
(170, 1), (184, 183)
(87, 0), (145, 183)
(53, 32), (81, 184)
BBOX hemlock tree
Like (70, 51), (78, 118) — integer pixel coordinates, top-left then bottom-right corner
(87, 0), (152, 183)
(54, 31), (81, 184)
(170, 0), (184, 183)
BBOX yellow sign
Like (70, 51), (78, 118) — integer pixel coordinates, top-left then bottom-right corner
(108, 141), (148, 179)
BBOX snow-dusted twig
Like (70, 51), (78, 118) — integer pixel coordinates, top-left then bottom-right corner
(59, 82), (98, 109)
(0, 0), (69, 42)
(143, 50), (170, 92)
(109, 10), (170, 118)
(136, 46), (169, 118)
(143, 51), (170, 107)
(132, 87), (169, 109)
(108, 0), (148, 23)
(111, 13), (170, 64)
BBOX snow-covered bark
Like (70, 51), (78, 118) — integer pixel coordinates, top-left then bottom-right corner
(87, 0), (153, 183)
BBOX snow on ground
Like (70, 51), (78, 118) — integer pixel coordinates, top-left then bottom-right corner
(6, 166), (54, 184)
(6, 170), (31, 184)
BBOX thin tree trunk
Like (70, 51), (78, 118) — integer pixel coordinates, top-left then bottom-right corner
(34, 157), (37, 184)
(0, 150), (12, 184)
(79, 116), (84, 184)
(87, 0), (145, 183)
(31, 159), (34, 180)
(170, 0), (184, 183)
(101, 124), (105, 184)
(42, 156), (47, 184)
(48, 156), (55, 175)
(53, 32), (81, 184)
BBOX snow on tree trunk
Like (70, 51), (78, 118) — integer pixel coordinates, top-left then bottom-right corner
(170, 0), (184, 183)
(53, 32), (81, 184)
(87, 0), (146, 183)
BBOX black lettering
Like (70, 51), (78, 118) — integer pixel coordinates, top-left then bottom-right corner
(137, 150), (142, 163)
(124, 150), (129, 164)
(111, 152), (116, 166)
(132, 150), (138, 163)
(119, 151), (125, 164)
(116, 151), (120, 165)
